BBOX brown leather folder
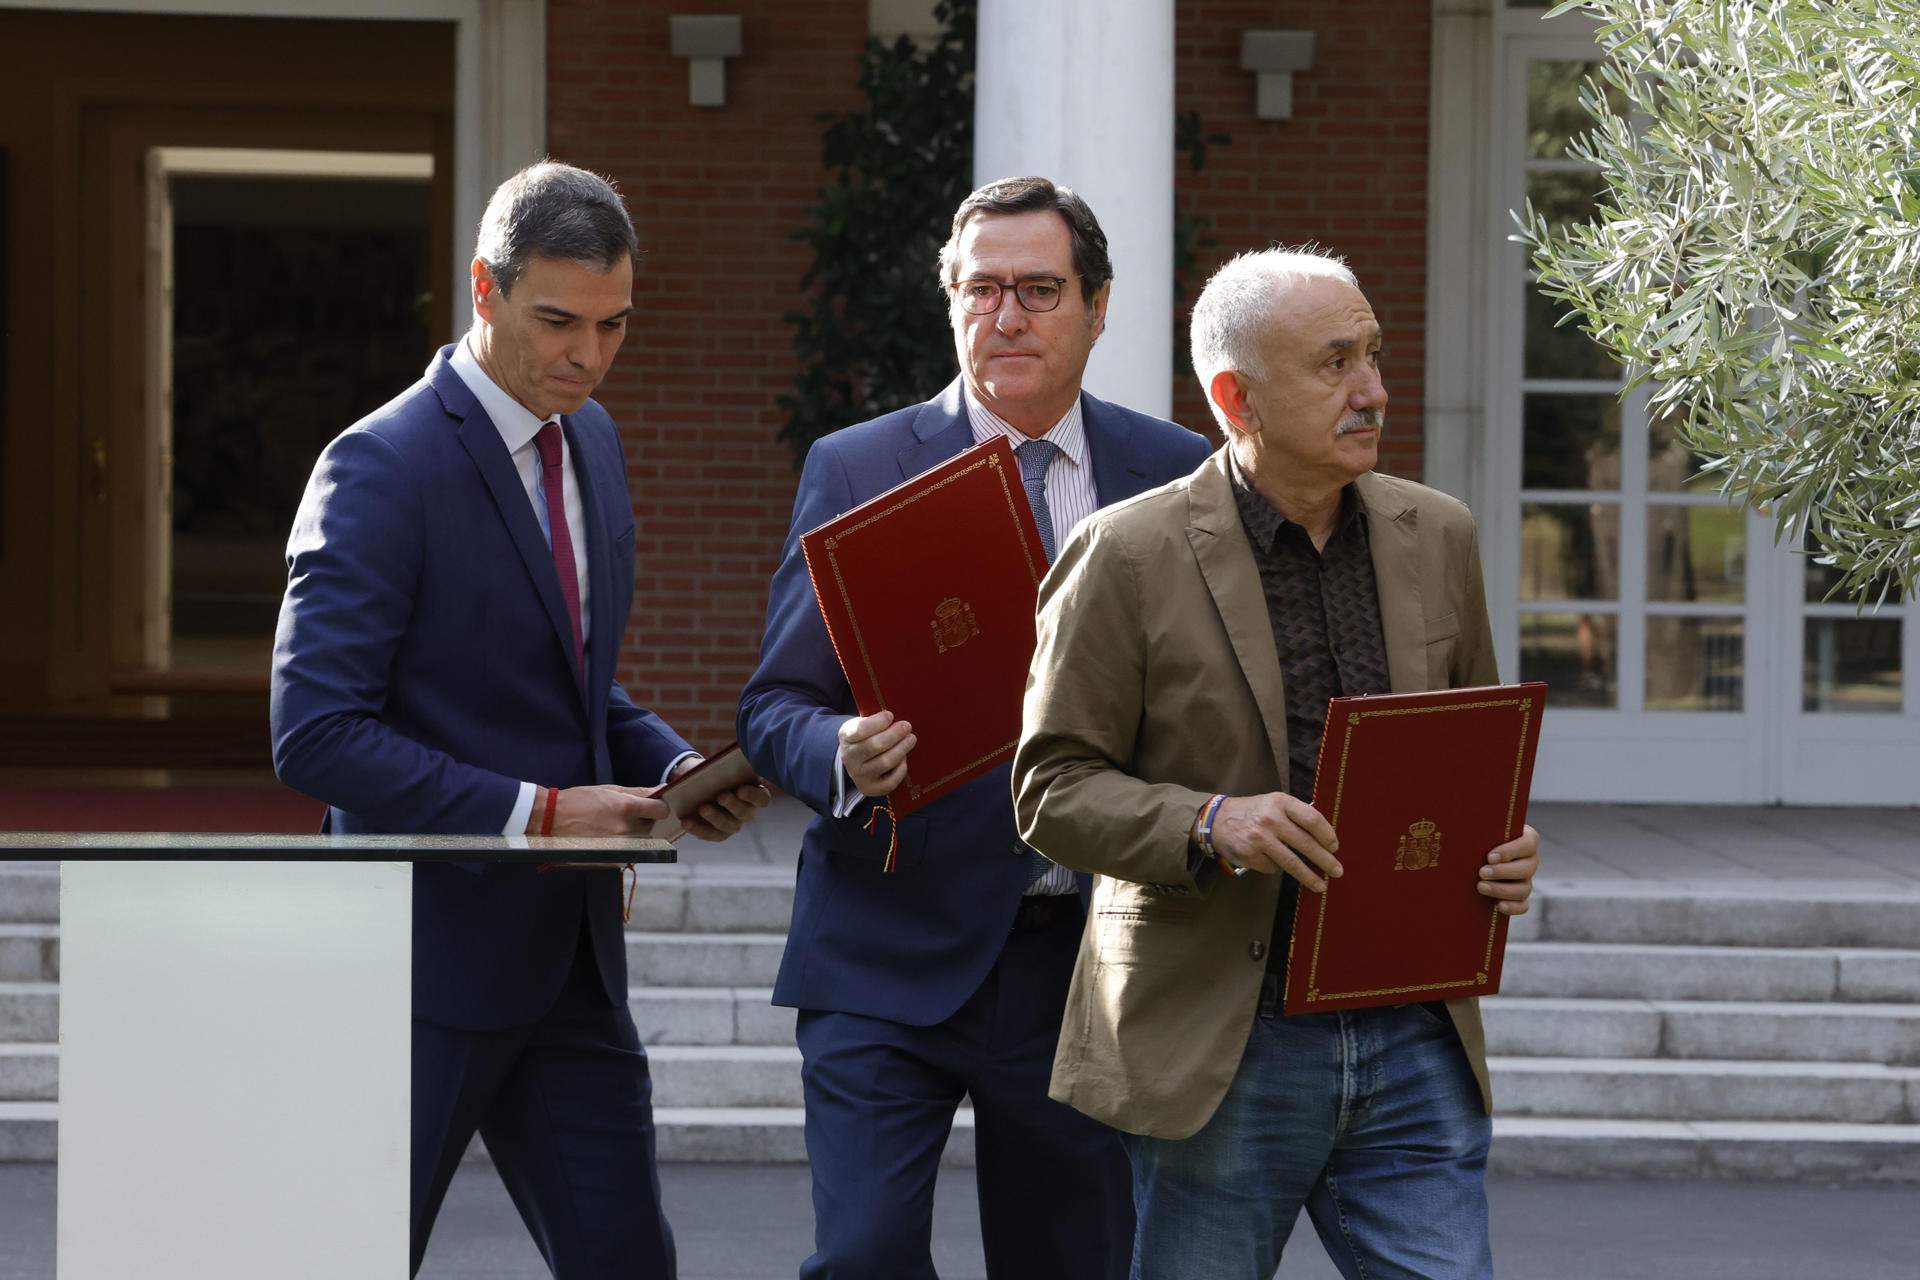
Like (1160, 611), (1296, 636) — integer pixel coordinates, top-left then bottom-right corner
(1282, 682), (1547, 1015)
(800, 437), (1049, 817)
(650, 742), (759, 842)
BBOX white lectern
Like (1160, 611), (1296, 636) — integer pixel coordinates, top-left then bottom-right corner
(2, 833), (671, 1279)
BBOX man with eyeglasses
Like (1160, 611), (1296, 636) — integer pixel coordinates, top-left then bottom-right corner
(738, 176), (1210, 1279)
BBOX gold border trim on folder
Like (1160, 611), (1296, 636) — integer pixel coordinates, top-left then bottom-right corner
(819, 451), (1044, 796)
(1298, 696), (1531, 1005)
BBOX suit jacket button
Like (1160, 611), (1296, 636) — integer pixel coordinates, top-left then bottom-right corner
(1249, 941), (1268, 962)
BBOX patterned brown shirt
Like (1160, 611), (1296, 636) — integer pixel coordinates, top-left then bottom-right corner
(1227, 450), (1392, 972)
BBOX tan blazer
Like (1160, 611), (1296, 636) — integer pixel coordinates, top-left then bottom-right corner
(1013, 448), (1500, 1140)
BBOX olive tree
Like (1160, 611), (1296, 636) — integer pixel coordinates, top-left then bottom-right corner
(1520, 0), (1920, 602)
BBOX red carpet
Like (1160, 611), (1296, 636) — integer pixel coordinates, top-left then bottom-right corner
(0, 785), (323, 833)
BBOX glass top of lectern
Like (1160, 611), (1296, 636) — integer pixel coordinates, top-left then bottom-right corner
(0, 832), (677, 863)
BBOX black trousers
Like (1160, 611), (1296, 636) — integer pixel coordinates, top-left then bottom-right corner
(411, 927), (674, 1278)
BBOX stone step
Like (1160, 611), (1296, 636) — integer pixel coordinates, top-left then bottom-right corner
(13, 923), (1919, 1005)
(652, 1045), (804, 1109)
(603, 1110), (1920, 1182)
(626, 933), (785, 988)
(0, 869), (58, 925)
(0, 1100), (57, 1161)
(0, 984), (57, 1042)
(0, 925), (59, 981)
(1489, 1056), (1920, 1124)
(1488, 1118), (1920, 1182)
(628, 987), (792, 1047)
(644, 1042), (1920, 1121)
(1482, 997), (1920, 1063)
(0, 1046), (57, 1101)
(1502, 942), (1920, 1003)
(1533, 884), (1920, 950)
(624, 870), (797, 934)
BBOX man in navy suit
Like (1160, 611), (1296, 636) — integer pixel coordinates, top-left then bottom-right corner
(737, 176), (1212, 1279)
(272, 162), (765, 1278)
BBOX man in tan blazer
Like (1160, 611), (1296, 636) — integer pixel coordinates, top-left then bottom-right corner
(1013, 248), (1540, 1280)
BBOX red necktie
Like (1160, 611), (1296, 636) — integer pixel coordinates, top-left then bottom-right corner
(533, 423), (584, 673)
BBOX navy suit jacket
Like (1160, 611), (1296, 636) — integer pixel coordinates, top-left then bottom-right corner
(737, 379), (1212, 1026)
(271, 346), (691, 1031)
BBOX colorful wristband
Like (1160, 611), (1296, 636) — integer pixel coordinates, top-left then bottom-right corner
(540, 784), (559, 837)
(1198, 793), (1248, 878)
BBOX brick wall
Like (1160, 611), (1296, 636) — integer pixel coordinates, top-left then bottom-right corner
(549, 0), (1433, 744)
(548, 0), (868, 748)
(1173, 1), (1431, 480)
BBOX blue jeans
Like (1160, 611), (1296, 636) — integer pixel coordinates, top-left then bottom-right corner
(1124, 976), (1491, 1280)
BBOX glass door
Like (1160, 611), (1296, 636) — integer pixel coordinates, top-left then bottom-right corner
(1491, 13), (1916, 803)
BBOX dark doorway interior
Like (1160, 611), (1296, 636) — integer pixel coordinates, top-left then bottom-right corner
(168, 172), (432, 676)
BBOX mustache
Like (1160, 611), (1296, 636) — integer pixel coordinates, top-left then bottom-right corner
(1336, 408), (1384, 435)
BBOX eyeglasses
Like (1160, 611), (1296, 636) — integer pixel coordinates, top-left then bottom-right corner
(947, 275), (1072, 315)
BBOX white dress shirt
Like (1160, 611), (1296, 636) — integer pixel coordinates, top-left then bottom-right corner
(449, 336), (690, 833)
(831, 390), (1093, 893)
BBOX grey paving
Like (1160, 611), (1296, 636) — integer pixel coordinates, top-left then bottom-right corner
(4, 1162), (1919, 1280)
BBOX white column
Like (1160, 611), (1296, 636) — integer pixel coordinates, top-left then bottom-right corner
(974, 0), (1175, 420)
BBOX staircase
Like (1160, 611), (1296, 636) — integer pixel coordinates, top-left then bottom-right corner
(5, 862), (1919, 1178)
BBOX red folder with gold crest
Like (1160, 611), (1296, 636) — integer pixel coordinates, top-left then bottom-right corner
(799, 437), (1049, 817)
(1282, 682), (1547, 1015)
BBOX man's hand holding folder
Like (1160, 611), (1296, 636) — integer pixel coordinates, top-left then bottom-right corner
(1201, 791), (1538, 912)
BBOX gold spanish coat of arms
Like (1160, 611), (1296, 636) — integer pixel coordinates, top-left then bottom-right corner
(1393, 819), (1441, 871)
(930, 597), (979, 654)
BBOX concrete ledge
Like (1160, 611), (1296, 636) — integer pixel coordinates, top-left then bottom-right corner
(1490, 1118), (1920, 1181)
(625, 933), (785, 988)
(0, 870), (59, 925)
(0, 1101), (57, 1161)
(1537, 886), (1920, 949)
(0, 984), (57, 1042)
(0, 1046), (56, 1102)
(1491, 1056), (1920, 1123)
(0, 926), (59, 982)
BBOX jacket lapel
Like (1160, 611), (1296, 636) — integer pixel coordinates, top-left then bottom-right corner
(1357, 472), (1426, 694)
(563, 416), (606, 709)
(896, 377), (974, 480)
(1185, 450), (1291, 772)
(1081, 392), (1151, 507)
(436, 357), (587, 706)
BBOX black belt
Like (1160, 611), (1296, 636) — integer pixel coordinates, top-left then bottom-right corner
(1011, 893), (1080, 932)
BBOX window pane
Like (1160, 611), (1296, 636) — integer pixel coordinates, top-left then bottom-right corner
(1647, 409), (1720, 493)
(1525, 168), (1605, 232)
(1525, 287), (1617, 381)
(1646, 616), (1744, 711)
(1646, 502), (1745, 603)
(1522, 502), (1618, 601)
(1803, 529), (1904, 605)
(1804, 619), (1902, 713)
(1520, 611), (1616, 708)
(1524, 394), (1620, 490)
(1527, 62), (1625, 159)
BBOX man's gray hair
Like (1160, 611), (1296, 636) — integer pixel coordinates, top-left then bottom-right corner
(1189, 247), (1358, 427)
(474, 160), (639, 296)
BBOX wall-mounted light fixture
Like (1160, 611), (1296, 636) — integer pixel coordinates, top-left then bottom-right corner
(669, 14), (743, 108)
(1240, 30), (1315, 121)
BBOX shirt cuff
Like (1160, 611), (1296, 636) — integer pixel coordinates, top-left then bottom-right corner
(504, 781), (537, 836)
(662, 751), (702, 787)
(830, 731), (863, 819)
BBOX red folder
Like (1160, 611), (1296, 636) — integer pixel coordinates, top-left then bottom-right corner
(1282, 682), (1547, 1015)
(800, 437), (1049, 817)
